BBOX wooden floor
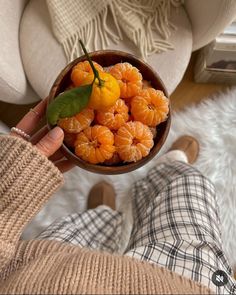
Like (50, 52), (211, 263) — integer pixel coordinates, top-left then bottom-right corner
(170, 52), (227, 111)
(0, 51), (227, 127)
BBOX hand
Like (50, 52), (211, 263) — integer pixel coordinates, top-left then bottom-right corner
(10, 98), (75, 173)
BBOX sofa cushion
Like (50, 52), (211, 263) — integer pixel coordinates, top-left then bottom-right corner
(0, 0), (39, 104)
(185, 0), (236, 51)
(20, 0), (192, 98)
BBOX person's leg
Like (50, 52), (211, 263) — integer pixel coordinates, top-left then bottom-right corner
(37, 182), (123, 254)
(125, 136), (236, 294)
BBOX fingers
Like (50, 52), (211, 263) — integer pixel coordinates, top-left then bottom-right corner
(55, 160), (75, 173)
(31, 126), (67, 161)
(36, 126), (64, 157)
(30, 125), (49, 144)
(14, 110), (75, 171)
(11, 98), (48, 137)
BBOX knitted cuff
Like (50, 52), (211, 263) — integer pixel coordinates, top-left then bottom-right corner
(0, 135), (63, 243)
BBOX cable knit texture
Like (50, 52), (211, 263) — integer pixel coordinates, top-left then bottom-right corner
(0, 135), (212, 294)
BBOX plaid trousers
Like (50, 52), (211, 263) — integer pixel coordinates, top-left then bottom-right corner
(37, 161), (236, 294)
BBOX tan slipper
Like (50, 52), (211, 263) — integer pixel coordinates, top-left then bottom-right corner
(87, 181), (116, 210)
(169, 135), (199, 164)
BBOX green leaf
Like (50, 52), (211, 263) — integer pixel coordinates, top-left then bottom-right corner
(47, 84), (93, 125)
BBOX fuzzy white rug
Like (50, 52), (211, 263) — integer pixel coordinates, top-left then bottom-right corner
(22, 87), (236, 269)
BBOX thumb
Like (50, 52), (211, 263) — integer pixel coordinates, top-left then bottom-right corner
(36, 126), (64, 157)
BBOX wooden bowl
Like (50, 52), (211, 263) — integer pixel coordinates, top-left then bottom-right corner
(48, 50), (171, 175)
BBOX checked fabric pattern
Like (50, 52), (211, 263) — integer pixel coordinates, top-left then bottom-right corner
(37, 205), (123, 253)
(37, 161), (236, 294)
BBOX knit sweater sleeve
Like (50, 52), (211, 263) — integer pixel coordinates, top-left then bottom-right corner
(0, 135), (63, 272)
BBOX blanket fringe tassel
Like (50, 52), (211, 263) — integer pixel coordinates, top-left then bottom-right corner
(62, 0), (183, 62)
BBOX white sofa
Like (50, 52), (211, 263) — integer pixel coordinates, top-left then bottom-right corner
(0, 0), (236, 105)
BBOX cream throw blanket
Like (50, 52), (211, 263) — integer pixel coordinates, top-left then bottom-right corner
(47, 0), (183, 61)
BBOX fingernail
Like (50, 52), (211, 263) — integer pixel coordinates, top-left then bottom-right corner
(48, 127), (64, 140)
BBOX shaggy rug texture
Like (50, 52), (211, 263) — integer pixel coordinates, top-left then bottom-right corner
(22, 87), (236, 269)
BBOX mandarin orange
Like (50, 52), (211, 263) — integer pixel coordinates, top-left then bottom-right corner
(75, 125), (116, 164)
(81, 72), (120, 110)
(96, 98), (129, 130)
(131, 88), (169, 127)
(71, 60), (104, 86)
(115, 121), (154, 162)
(58, 108), (94, 133)
(109, 62), (142, 100)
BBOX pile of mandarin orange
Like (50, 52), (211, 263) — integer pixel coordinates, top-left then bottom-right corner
(58, 61), (169, 165)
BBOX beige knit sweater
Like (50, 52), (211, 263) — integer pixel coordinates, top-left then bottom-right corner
(0, 135), (212, 294)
